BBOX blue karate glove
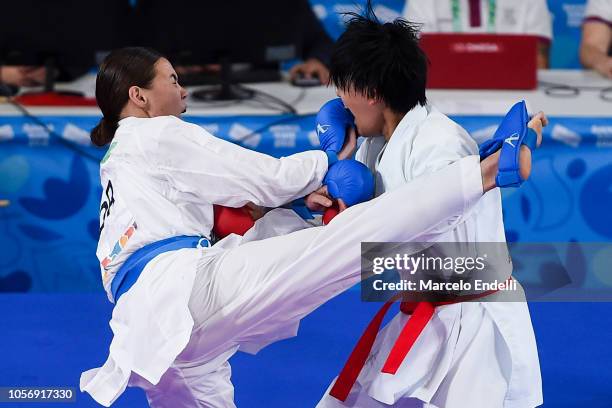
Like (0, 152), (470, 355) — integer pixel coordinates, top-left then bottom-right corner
(323, 159), (375, 207)
(316, 98), (355, 154)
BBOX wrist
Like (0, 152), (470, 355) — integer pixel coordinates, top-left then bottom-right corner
(325, 151), (338, 168)
(291, 198), (315, 219)
(591, 53), (609, 68)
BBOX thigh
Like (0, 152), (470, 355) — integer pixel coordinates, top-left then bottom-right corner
(429, 305), (509, 408)
(191, 224), (360, 354)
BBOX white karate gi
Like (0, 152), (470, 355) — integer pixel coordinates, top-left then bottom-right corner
(316, 105), (542, 408)
(79, 115), (485, 407)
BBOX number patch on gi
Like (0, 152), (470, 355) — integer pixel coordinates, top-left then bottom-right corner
(99, 180), (115, 233)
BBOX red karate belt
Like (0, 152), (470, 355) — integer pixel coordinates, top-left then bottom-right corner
(329, 277), (513, 401)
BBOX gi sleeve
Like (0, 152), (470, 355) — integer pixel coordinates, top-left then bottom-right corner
(141, 116), (329, 208)
(584, 0), (612, 22)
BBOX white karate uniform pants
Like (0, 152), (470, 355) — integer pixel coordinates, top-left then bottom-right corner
(130, 156), (483, 407)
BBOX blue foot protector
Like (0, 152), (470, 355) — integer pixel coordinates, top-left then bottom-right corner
(478, 100), (539, 187)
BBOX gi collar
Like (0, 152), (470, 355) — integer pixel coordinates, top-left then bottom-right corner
(388, 104), (429, 144)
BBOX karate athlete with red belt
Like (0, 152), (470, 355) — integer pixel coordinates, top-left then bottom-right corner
(315, 7), (546, 408)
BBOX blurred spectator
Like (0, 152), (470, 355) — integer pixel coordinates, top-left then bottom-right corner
(287, 0), (334, 84)
(166, 0), (333, 85)
(403, 0), (553, 68)
(580, 0), (612, 78)
(0, 66), (46, 87)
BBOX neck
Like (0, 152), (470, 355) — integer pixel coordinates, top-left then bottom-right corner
(119, 105), (149, 121)
(382, 109), (406, 141)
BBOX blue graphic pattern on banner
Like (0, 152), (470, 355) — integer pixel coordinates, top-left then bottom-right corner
(0, 112), (610, 293)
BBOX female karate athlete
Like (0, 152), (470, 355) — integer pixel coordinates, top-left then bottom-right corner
(79, 47), (541, 407)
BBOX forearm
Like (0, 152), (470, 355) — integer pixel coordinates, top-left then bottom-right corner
(537, 42), (550, 69)
(250, 151), (330, 207)
(580, 21), (612, 69)
(580, 42), (609, 68)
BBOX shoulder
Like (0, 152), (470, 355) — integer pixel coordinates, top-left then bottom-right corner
(414, 107), (478, 155)
(112, 116), (193, 163)
(585, 0), (612, 20)
(141, 116), (216, 150)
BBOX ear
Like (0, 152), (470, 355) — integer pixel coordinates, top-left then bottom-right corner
(128, 86), (148, 109)
(367, 98), (379, 107)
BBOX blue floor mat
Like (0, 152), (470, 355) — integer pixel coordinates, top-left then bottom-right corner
(0, 292), (610, 407)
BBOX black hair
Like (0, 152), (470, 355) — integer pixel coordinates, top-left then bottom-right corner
(329, 2), (428, 114)
(91, 47), (163, 147)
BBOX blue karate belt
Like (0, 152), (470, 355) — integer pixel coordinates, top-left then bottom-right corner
(111, 235), (210, 303)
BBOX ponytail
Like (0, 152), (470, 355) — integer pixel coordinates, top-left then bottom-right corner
(91, 117), (118, 147)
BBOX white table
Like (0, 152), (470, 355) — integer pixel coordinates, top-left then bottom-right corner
(1, 70), (610, 118)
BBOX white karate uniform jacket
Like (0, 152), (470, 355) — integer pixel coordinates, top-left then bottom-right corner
(317, 105), (542, 408)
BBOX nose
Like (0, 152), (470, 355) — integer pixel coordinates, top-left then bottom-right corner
(180, 86), (188, 99)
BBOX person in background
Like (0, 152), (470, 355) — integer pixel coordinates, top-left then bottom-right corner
(580, 0), (612, 78)
(403, 0), (553, 68)
(287, 0), (334, 84)
(146, 0), (334, 85)
(0, 66), (46, 87)
(0, 63), (95, 96)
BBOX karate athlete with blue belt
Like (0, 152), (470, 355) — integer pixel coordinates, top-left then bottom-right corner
(315, 8), (546, 408)
(79, 47), (542, 407)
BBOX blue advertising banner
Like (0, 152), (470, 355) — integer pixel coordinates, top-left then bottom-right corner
(0, 112), (610, 292)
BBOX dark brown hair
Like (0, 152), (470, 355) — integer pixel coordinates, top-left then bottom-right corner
(91, 47), (163, 147)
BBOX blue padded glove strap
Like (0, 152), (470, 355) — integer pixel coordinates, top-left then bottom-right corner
(326, 151), (338, 169)
(523, 128), (538, 152)
(495, 170), (523, 188)
(291, 198), (315, 220)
